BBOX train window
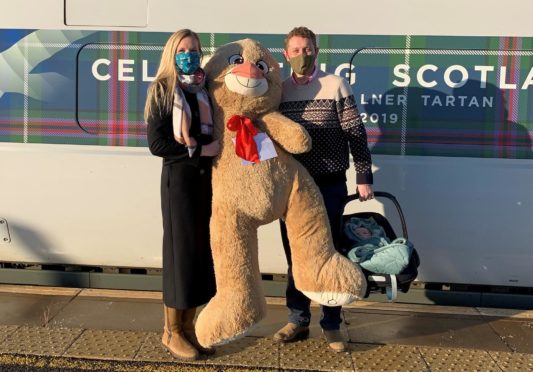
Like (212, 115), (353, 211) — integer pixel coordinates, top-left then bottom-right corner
(350, 47), (533, 159)
(76, 42), (161, 137)
(65, 0), (147, 27)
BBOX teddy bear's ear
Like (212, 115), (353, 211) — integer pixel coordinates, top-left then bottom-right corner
(240, 39), (279, 74)
(204, 41), (243, 81)
(205, 39), (279, 79)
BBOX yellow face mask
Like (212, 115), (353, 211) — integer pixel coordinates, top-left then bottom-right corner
(288, 53), (315, 75)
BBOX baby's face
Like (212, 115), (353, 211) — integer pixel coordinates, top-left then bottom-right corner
(355, 227), (372, 239)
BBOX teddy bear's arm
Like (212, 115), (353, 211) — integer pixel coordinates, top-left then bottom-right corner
(261, 112), (312, 154)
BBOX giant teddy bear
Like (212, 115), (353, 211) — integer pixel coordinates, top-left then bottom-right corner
(195, 39), (367, 347)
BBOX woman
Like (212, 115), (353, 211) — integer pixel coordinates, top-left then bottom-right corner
(144, 29), (219, 360)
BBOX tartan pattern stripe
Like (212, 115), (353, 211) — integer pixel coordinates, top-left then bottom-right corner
(0, 30), (531, 159)
(353, 44), (533, 159)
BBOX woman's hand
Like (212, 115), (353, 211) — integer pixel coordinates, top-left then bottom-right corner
(200, 140), (221, 157)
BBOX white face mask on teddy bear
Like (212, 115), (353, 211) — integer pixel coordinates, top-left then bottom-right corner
(224, 54), (270, 97)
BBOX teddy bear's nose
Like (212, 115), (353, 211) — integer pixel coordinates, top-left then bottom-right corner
(231, 62), (264, 79)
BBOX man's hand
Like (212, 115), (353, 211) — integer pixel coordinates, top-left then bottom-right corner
(357, 184), (374, 201)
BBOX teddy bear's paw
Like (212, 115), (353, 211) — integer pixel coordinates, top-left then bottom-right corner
(204, 328), (249, 347)
(195, 296), (266, 347)
(301, 291), (361, 307)
(294, 254), (368, 306)
(206, 323), (261, 347)
(196, 316), (258, 347)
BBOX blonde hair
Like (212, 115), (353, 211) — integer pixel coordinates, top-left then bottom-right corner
(144, 29), (202, 121)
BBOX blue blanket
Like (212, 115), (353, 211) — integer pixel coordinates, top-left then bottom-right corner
(344, 217), (413, 275)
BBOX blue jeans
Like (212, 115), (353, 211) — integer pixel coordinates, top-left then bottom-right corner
(279, 179), (348, 331)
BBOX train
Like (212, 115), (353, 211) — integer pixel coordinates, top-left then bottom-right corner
(1, 0), (532, 290)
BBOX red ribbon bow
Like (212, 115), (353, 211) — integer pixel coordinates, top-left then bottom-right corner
(226, 115), (260, 164)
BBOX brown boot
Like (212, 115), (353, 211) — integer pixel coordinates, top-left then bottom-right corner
(182, 307), (216, 355)
(161, 305), (199, 360)
(323, 329), (347, 353)
(273, 323), (309, 343)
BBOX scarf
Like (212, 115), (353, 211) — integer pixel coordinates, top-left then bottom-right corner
(172, 85), (213, 157)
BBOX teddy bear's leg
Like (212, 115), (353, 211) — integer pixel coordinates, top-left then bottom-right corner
(195, 206), (267, 347)
(283, 171), (367, 307)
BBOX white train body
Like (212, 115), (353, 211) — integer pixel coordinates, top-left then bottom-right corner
(1, 0), (532, 287)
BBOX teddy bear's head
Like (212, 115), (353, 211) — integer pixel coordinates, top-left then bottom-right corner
(204, 39), (281, 119)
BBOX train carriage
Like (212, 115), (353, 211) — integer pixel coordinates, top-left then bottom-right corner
(1, 0), (532, 292)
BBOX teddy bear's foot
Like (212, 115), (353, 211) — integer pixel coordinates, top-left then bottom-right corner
(195, 292), (266, 347)
(300, 290), (360, 307)
(202, 326), (248, 347)
(294, 253), (367, 307)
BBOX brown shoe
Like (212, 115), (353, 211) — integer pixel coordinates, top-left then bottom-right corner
(273, 323), (309, 343)
(323, 329), (347, 352)
(162, 305), (199, 361)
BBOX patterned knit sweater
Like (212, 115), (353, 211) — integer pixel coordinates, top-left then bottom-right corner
(279, 70), (373, 185)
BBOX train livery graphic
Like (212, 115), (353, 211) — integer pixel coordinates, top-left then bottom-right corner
(1, 26), (532, 288)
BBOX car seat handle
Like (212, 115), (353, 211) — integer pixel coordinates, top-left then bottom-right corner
(346, 191), (408, 239)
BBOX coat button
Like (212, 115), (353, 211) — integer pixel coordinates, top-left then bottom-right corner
(199, 169), (205, 175)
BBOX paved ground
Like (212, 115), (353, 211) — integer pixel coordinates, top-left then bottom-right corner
(1, 284), (532, 371)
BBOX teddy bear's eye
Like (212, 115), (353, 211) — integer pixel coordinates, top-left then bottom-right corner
(228, 54), (244, 65)
(255, 60), (269, 74)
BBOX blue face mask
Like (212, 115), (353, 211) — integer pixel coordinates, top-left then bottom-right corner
(175, 51), (201, 74)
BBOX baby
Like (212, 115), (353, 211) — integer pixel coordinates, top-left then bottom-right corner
(344, 216), (386, 245)
(344, 217), (412, 275)
(354, 226), (372, 240)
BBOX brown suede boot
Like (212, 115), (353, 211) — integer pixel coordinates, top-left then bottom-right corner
(323, 329), (347, 353)
(182, 307), (216, 355)
(273, 323), (310, 343)
(161, 305), (199, 360)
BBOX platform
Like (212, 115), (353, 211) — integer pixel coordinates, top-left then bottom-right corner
(0, 284), (532, 371)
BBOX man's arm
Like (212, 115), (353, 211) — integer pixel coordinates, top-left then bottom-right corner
(336, 80), (374, 200)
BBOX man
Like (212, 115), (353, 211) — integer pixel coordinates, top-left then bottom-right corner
(273, 26), (374, 352)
